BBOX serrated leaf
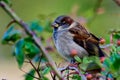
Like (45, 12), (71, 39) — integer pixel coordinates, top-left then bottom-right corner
(14, 39), (24, 68)
(74, 56), (81, 63)
(2, 26), (21, 44)
(25, 69), (35, 80)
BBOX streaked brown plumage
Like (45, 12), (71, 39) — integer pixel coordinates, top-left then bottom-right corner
(52, 15), (104, 62)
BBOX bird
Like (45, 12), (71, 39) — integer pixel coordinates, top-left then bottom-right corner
(51, 15), (104, 62)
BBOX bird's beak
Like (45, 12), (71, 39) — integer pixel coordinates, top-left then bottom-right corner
(51, 22), (59, 28)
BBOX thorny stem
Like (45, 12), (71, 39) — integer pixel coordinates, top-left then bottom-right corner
(0, 1), (63, 79)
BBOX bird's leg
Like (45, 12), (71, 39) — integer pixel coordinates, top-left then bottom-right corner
(71, 58), (76, 64)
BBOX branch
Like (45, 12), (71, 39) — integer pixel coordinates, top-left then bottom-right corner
(0, 1), (63, 79)
(27, 58), (42, 79)
(20, 68), (39, 79)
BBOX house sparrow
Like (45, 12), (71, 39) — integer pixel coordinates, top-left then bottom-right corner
(52, 15), (104, 62)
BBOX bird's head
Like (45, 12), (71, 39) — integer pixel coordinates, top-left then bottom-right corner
(51, 15), (74, 31)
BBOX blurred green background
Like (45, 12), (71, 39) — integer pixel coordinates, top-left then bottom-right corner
(0, 0), (120, 80)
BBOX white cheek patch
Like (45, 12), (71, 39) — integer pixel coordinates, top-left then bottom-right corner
(69, 22), (78, 29)
(58, 26), (63, 31)
(57, 22), (78, 31)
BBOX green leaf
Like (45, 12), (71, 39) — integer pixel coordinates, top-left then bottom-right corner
(14, 37), (40, 68)
(23, 37), (40, 58)
(111, 53), (120, 72)
(14, 39), (24, 68)
(2, 26), (21, 44)
(82, 57), (92, 64)
(86, 62), (101, 71)
(113, 32), (120, 39)
(25, 69), (35, 80)
(103, 52), (120, 76)
(116, 46), (120, 52)
(74, 56), (82, 63)
(42, 67), (51, 75)
(42, 76), (49, 80)
(33, 55), (47, 63)
(29, 21), (43, 32)
(72, 74), (81, 80)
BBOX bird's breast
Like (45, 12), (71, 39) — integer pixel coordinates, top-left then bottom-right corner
(53, 30), (88, 61)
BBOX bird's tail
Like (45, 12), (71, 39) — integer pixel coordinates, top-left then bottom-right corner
(98, 46), (105, 57)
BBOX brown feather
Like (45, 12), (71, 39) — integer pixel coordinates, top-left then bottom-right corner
(69, 23), (101, 56)
(69, 23), (100, 44)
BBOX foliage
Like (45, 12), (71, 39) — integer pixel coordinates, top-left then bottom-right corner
(2, 26), (21, 44)
(25, 69), (35, 80)
(1, 0), (120, 80)
(1, 20), (51, 79)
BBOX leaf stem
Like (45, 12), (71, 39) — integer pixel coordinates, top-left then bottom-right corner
(28, 58), (42, 79)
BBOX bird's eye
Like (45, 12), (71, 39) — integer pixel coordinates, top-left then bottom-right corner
(62, 21), (66, 24)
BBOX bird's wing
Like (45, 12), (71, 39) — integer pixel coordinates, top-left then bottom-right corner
(69, 23), (101, 56)
(69, 23), (100, 44)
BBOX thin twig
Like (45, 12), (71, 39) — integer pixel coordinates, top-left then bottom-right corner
(50, 71), (54, 79)
(27, 58), (41, 79)
(0, 1), (62, 79)
(20, 68), (39, 79)
(6, 20), (16, 28)
(37, 55), (42, 70)
(37, 55), (44, 79)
